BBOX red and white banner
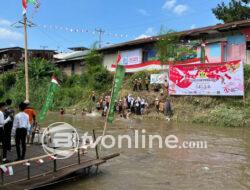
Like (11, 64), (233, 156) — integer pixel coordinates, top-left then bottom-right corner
(169, 60), (244, 96)
(111, 57), (208, 73)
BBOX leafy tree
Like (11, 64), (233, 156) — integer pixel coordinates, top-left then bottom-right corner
(17, 58), (60, 80)
(212, 0), (250, 23)
(156, 29), (197, 65)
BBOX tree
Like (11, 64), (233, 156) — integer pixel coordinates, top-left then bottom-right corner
(212, 0), (250, 23)
(156, 29), (197, 65)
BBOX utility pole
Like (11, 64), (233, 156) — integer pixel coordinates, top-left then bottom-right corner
(24, 14), (29, 102)
(95, 28), (105, 48)
(12, 18), (36, 102)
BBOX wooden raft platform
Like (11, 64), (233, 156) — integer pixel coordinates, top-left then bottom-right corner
(0, 144), (119, 190)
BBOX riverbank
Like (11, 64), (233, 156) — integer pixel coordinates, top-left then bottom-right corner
(71, 65), (250, 127)
(1, 58), (249, 128)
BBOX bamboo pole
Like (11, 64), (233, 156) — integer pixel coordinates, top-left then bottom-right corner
(101, 51), (120, 139)
(23, 14), (29, 102)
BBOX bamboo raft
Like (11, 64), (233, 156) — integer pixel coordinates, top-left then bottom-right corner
(0, 143), (119, 190)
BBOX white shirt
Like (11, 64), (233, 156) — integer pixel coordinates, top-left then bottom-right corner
(12, 112), (30, 133)
(0, 111), (10, 128)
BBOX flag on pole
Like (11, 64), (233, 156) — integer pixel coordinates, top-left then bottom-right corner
(0, 165), (14, 176)
(38, 76), (60, 121)
(49, 155), (57, 160)
(0, 165), (8, 173)
(36, 159), (44, 165)
(22, 0), (38, 15)
(8, 166), (14, 176)
(107, 53), (125, 123)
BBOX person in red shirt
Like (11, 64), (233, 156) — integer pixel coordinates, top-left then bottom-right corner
(23, 101), (36, 144)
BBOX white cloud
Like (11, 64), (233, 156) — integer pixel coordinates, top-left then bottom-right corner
(173, 4), (188, 15)
(162, 0), (188, 15)
(145, 27), (156, 35)
(135, 27), (157, 39)
(0, 27), (23, 41)
(0, 18), (11, 26)
(190, 24), (196, 29)
(162, 0), (176, 10)
(136, 34), (150, 40)
(137, 9), (150, 16)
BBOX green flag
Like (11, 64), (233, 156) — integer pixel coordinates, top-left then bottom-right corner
(38, 76), (60, 121)
(107, 65), (125, 123)
(200, 43), (206, 63)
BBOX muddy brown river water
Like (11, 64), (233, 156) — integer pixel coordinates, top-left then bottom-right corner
(42, 113), (250, 190)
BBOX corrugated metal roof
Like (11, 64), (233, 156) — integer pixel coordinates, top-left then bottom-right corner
(99, 19), (250, 51)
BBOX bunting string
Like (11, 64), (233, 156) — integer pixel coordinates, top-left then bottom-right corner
(39, 24), (130, 39)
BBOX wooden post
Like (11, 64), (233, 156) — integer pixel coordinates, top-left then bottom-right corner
(1, 170), (4, 186)
(53, 147), (57, 172)
(27, 163), (30, 180)
(23, 14), (29, 102)
(0, 145), (2, 163)
(77, 148), (80, 164)
(53, 158), (57, 172)
(93, 130), (99, 159)
(93, 130), (100, 175)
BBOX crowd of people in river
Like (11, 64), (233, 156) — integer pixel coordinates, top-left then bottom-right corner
(0, 100), (36, 163)
(95, 94), (150, 118)
(88, 81), (173, 119)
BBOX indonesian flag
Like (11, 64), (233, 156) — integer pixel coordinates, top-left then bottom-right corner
(36, 159), (44, 165)
(51, 75), (60, 86)
(49, 155), (57, 160)
(116, 52), (121, 65)
(0, 165), (14, 176)
(23, 162), (31, 166)
(22, 0), (38, 15)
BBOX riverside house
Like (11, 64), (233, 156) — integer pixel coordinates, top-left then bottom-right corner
(99, 19), (250, 73)
(0, 47), (55, 73)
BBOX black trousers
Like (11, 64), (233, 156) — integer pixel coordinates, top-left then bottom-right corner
(0, 128), (7, 159)
(15, 128), (27, 160)
(4, 122), (13, 151)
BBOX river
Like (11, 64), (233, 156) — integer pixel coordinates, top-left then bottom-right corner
(42, 113), (250, 190)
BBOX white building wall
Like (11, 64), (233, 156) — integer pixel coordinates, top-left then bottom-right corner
(103, 53), (117, 71)
(247, 50), (250, 64)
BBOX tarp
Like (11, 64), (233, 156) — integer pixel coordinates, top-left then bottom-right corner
(169, 60), (244, 96)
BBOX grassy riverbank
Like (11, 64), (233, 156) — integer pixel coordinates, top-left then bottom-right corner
(117, 66), (250, 127)
(0, 56), (249, 127)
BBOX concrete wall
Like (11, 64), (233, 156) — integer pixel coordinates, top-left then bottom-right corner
(103, 53), (116, 71)
(59, 62), (84, 76)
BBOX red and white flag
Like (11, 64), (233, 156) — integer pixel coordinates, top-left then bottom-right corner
(36, 159), (44, 165)
(22, 0), (38, 15)
(0, 165), (14, 176)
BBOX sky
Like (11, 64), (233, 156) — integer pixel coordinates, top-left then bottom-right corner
(0, 0), (230, 52)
